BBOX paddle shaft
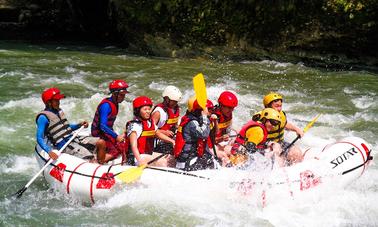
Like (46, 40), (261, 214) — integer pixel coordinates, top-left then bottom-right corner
(209, 127), (222, 166)
(15, 126), (84, 198)
(147, 166), (210, 179)
(283, 135), (300, 153)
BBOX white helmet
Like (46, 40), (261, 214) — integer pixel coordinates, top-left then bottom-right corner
(162, 86), (182, 101)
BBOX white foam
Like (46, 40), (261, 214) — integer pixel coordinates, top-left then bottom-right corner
(148, 82), (166, 91)
(343, 87), (358, 95)
(0, 97), (43, 111)
(64, 66), (77, 73)
(0, 155), (39, 174)
(351, 96), (375, 109)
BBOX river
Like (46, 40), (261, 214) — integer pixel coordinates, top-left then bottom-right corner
(0, 41), (377, 226)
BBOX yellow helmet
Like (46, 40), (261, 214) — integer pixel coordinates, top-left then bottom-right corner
(263, 92), (283, 107)
(187, 95), (196, 112)
(261, 108), (281, 125)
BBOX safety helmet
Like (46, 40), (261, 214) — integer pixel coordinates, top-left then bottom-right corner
(187, 96), (196, 112)
(162, 86), (182, 102)
(252, 111), (262, 121)
(109, 79), (129, 93)
(261, 108), (281, 125)
(133, 96), (153, 109)
(42, 87), (65, 104)
(218, 91), (238, 108)
(263, 92), (283, 107)
(192, 99), (214, 111)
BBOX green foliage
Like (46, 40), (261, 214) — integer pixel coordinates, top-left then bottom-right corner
(3, 0), (377, 58)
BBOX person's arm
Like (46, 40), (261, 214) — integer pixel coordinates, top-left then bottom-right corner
(129, 131), (142, 164)
(156, 129), (175, 145)
(36, 115), (59, 160)
(99, 102), (118, 139)
(285, 122), (304, 138)
(189, 115), (210, 139)
(151, 110), (161, 127)
(127, 122), (145, 165)
(36, 115), (52, 153)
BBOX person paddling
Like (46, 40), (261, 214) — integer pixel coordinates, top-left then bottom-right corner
(91, 80), (129, 164)
(36, 87), (98, 161)
(126, 96), (174, 166)
(209, 91), (238, 165)
(231, 108), (285, 167)
(174, 97), (214, 171)
(253, 92), (304, 165)
(151, 86), (182, 167)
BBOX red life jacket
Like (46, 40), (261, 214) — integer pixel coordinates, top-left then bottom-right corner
(231, 120), (268, 154)
(91, 98), (118, 141)
(174, 115), (207, 158)
(213, 106), (233, 138)
(153, 103), (180, 132)
(126, 118), (156, 155)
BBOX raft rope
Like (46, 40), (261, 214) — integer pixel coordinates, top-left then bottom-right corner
(35, 147), (373, 184)
(35, 148), (123, 180)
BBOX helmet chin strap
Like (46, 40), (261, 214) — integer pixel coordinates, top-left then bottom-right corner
(111, 91), (120, 103)
(163, 97), (171, 106)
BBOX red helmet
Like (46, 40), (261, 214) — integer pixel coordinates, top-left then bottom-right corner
(42, 87), (65, 104)
(192, 99), (214, 111)
(109, 79), (129, 93)
(133, 96), (153, 109)
(218, 91), (238, 108)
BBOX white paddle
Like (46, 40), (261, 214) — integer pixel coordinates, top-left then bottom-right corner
(15, 126), (85, 198)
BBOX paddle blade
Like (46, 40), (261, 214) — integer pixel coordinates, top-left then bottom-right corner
(304, 114), (321, 133)
(117, 164), (147, 184)
(14, 187), (27, 198)
(193, 73), (207, 109)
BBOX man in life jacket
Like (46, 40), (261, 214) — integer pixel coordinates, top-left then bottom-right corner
(231, 108), (285, 167)
(126, 96), (175, 166)
(151, 86), (182, 167)
(252, 92), (304, 165)
(210, 91), (238, 164)
(36, 87), (98, 161)
(174, 97), (214, 171)
(91, 80), (129, 164)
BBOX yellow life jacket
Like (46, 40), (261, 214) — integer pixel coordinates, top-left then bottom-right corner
(267, 111), (287, 142)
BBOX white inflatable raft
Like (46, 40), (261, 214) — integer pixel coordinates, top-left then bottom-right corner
(34, 136), (373, 204)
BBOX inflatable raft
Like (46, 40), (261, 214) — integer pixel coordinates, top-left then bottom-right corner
(34, 136), (373, 204)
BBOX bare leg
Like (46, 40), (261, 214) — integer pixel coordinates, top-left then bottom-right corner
(96, 139), (107, 164)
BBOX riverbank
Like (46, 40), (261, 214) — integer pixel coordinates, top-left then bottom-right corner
(1, 0), (377, 71)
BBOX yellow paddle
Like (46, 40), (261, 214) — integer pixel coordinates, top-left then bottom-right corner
(193, 73), (222, 167)
(116, 153), (165, 184)
(193, 73), (207, 110)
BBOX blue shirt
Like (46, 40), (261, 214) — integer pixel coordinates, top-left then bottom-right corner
(98, 99), (118, 139)
(36, 108), (80, 154)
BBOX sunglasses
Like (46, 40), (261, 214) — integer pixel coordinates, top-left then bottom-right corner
(268, 119), (280, 126)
